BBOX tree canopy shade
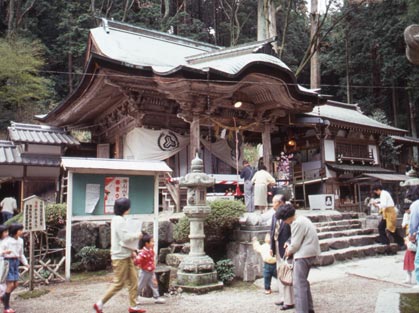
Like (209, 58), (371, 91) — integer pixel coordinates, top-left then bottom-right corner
(0, 37), (53, 130)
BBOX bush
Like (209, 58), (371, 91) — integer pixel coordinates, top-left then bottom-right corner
(173, 199), (246, 242)
(76, 246), (111, 271)
(45, 203), (66, 237)
(215, 259), (235, 284)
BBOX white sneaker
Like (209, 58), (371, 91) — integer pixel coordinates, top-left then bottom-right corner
(154, 297), (166, 304)
(412, 284), (419, 289)
(402, 279), (412, 284)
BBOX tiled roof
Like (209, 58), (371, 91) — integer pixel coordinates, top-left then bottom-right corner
(390, 135), (419, 145)
(306, 101), (406, 134)
(0, 140), (61, 166)
(327, 163), (393, 173)
(8, 122), (79, 145)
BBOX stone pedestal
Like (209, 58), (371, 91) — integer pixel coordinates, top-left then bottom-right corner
(227, 225), (270, 281)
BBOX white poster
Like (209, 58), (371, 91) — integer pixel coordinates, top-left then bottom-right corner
(104, 177), (129, 214)
(85, 184), (100, 214)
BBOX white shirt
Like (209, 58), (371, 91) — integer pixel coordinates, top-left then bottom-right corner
(0, 197), (17, 214)
(379, 190), (394, 208)
(110, 215), (141, 260)
(1, 236), (28, 266)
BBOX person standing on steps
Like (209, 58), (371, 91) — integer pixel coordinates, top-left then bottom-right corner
(372, 184), (405, 247)
(240, 160), (255, 212)
(252, 165), (276, 212)
(0, 197), (17, 223)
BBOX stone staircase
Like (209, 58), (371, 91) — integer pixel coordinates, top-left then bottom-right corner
(307, 212), (398, 266)
(227, 211), (399, 281)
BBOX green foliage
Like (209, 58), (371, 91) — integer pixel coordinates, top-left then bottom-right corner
(173, 199), (246, 242)
(215, 259), (235, 284)
(0, 37), (54, 129)
(370, 109), (402, 168)
(76, 246), (111, 271)
(45, 203), (66, 237)
(4, 213), (23, 225)
(173, 215), (190, 243)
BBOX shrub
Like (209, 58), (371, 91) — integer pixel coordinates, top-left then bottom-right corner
(76, 246), (111, 271)
(45, 203), (66, 237)
(173, 199), (246, 242)
(215, 259), (235, 284)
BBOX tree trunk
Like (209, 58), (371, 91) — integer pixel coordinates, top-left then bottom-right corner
(257, 0), (277, 41)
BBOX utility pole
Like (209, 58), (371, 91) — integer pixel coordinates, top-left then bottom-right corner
(310, 0), (320, 89)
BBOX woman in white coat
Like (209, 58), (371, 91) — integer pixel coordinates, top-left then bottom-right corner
(252, 165), (276, 212)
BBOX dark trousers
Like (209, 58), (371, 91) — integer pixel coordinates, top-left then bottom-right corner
(263, 263), (277, 290)
(378, 218), (405, 246)
(378, 218), (389, 244)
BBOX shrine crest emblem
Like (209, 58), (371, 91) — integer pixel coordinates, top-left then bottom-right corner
(158, 131), (180, 151)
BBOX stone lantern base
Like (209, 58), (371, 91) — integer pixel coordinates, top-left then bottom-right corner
(176, 255), (223, 293)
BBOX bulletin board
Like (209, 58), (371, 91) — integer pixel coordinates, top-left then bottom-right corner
(71, 173), (154, 216)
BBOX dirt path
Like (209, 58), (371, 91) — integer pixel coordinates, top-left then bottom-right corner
(9, 271), (399, 313)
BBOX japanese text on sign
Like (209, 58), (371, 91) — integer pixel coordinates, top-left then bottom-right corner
(104, 177), (129, 214)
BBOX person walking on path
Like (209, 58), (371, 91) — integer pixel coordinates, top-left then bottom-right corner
(0, 197), (16, 223)
(134, 232), (165, 304)
(240, 160), (255, 212)
(277, 204), (320, 313)
(93, 198), (145, 313)
(270, 195), (294, 310)
(252, 165), (276, 212)
(1, 223), (29, 313)
(373, 184), (405, 247)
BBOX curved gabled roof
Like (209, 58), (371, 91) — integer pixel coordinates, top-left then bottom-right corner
(39, 19), (323, 126)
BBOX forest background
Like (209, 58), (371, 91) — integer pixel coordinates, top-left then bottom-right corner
(0, 0), (419, 143)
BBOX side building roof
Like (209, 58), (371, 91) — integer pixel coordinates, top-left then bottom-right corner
(8, 122), (79, 145)
(305, 101), (406, 135)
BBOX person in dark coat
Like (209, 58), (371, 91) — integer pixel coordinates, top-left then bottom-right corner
(270, 195), (294, 310)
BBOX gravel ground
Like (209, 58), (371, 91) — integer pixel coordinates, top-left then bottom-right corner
(8, 261), (404, 313)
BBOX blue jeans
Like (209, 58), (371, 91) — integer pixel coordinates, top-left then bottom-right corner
(264, 263), (277, 290)
(415, 234), (419, 285)
(2, 212), (13, 223)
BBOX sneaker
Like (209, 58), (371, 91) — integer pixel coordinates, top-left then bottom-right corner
(154, 297), (166, 304)
(128, 306), (146, 313)
(412, 284), (419, 289)
(93, 303), (103, 313)
(4, 309), (16, 313)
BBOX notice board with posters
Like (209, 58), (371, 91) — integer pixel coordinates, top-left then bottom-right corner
(71, 173), (154, 216)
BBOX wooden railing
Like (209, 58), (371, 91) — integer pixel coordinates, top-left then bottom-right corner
(158, 173), (180, 212)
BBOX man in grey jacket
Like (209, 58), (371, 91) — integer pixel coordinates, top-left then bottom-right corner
(276, 204), (320, 313)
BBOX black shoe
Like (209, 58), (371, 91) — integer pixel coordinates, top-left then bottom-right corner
(275, 301), (284, 306)
(309, 310), (315, 313)
(280, 304), (295, 310)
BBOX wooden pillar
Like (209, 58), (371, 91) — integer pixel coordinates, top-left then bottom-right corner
(262, 123), (272, 172)
(190, 114), (200, 161)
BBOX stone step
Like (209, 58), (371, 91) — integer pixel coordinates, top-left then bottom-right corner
(317, 228), (375, 240)
(316, 223), (363, 233)
(305, 212), (364, 223)
(319, 234), (379, 252)
(314, 219), (363, 228)
(315, 243), (398, 266)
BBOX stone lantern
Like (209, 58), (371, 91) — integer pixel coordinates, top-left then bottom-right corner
(176, 154), (223, 292)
